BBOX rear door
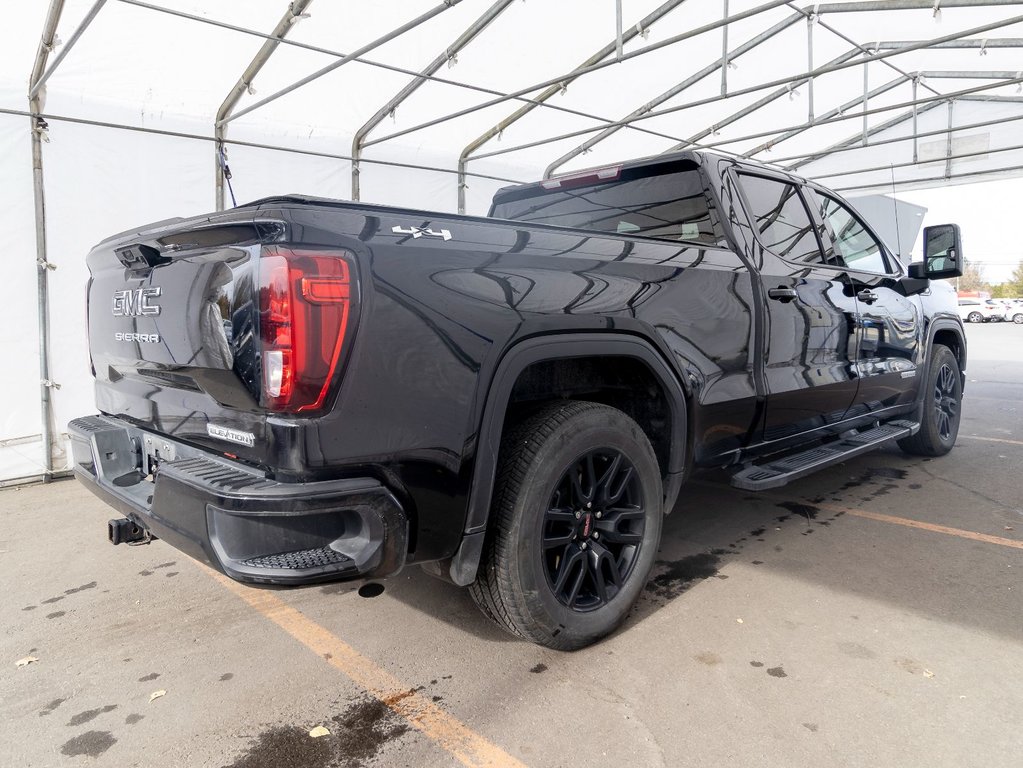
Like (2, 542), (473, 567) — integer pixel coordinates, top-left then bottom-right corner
(807, 189), (922, 415)
(733, 172), (860, 443)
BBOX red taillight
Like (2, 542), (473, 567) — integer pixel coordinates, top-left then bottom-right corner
(258, 247), (354, 412)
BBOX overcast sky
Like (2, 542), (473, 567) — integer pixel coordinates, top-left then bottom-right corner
(899, 176), (1023, 284)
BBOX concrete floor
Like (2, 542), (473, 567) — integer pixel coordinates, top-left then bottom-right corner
(2, 322), (1021, 768)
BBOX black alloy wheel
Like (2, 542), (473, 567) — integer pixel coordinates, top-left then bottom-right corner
(469, 400), (664, 650)
(934, 361), (959, 442)
(542, 449), (645, 612)
(898, 344), (961, 457)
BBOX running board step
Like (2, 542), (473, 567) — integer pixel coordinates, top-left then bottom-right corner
(731, 420), (920, 491)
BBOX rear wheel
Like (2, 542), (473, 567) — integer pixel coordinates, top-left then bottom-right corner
(1013, 313), (1023, 325)
(967, 311), (983, 323)
(898, 345), (962, 457)
(469, 401), (663, 650)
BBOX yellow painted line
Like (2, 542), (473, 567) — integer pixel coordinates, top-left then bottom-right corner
(694, 480), (1023, 551)
(203, 567), (526, 768)
(960, 435), (1023, 447)
(827, 503), (1023, 551)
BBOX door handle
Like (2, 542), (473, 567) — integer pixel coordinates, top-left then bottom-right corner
(768, 287), (798, 303)
(857, 289), (879, 305)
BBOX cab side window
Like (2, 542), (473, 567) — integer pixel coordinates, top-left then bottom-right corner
(737, 174), (823, 265)
(816, 194), (891, 274)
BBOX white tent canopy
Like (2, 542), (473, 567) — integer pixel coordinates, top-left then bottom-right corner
(3, 0), (1022, 483)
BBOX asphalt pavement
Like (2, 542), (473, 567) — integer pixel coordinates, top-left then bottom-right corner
(2, 321), (1021, 768)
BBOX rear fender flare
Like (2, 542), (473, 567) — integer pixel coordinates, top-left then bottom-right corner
(447, 333), (689, 586)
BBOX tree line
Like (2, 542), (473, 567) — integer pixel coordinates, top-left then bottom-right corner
(947, 259), (1023, 298)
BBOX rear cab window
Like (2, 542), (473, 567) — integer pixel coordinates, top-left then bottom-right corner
(489, 159), (724, 246)
(733, 173), (826, 265)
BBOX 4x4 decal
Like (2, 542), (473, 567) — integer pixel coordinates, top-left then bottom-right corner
(391, 225), (452, 241)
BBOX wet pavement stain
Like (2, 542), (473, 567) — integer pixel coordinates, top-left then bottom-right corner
(776, 501), (820, 520)
(224, 696), (412, 768)
(751, 560), (764, 566)
(357, 583), (385, 599)
(22, 605), (37, 611)
(695, 652), (722, 666)
(865, 467), (908, 481)
(41, 595), (65, 604)
(803, 722), (819, 733)
(749, 661), (764, 668)
(138, 570), (154, 576)
(125, 714), (144, 725)
(153, 562), (177, 570)
(220, 673), (234, 682)
(64, 581), (98, 596)
(766, 666), (788, 678)
(530, 663), (548, 674)
(909, 483), (923, 490)
(749, 527), (766, 537)
(138, 672), (160, 682)
(67, 704), (118, 726)
(837, 642), (877, 660)
(332, 695), (411, 767)
(165, 571), (179, 578)
(46, 610), (66, 619)
(39, 697), (67, 716)
(61, 731), (116, 758)
(223, 726), (332, 768)
(645, 553), (721, 601)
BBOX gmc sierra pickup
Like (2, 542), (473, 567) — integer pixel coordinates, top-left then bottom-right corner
(70, 150), (966, 649)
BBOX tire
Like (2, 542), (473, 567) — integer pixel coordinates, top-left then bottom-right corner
(1013, 313), (1023, 325)
(967, 312), (983, 323)
(469, 401), (663, 650)
(897, 345), (962, 457)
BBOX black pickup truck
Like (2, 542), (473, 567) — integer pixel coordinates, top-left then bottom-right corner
(70, 150), (966, 649)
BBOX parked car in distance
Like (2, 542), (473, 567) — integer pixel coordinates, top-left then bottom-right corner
(1005, 299), (1023, 324)
(957, 297), (1005, 323)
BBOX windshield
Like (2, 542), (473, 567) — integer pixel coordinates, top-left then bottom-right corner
(490, 160), (723, 246)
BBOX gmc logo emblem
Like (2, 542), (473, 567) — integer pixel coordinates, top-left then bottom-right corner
(112, 287), (162, 317)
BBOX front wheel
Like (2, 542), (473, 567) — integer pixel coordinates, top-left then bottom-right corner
(470, 401), (663, 650)
(967, 311), (983, 323)
(897, 345), (962, 456)
(1013, 313), (1023, 325)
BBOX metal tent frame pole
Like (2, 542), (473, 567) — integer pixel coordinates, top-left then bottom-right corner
(456, 0), (687, 213)
(363, 0), (1021, 153)
(782, 72), (1023, 170)
(542, 1), (1021, 177)
(214, 0), (315, 212)
(28, 0), (68, 480)
(465, 15), (1023, 170)
(220, 0), (466, 128)
(364, 0), (796, 150)
(351, 0), (515, 202)
(543, 10), (806, 177)
(470, 72), (1022, 167)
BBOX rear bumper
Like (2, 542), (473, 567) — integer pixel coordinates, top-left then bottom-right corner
(68, 415), (408, 585)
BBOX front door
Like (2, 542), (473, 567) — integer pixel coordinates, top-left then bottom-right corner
(807, 189), (921, 416)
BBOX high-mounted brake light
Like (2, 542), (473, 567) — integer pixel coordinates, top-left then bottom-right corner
(540, 165), (621, 191)
(258, 247), (355, 412)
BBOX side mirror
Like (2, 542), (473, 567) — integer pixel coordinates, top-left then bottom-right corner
(920, 223), (963, 279)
